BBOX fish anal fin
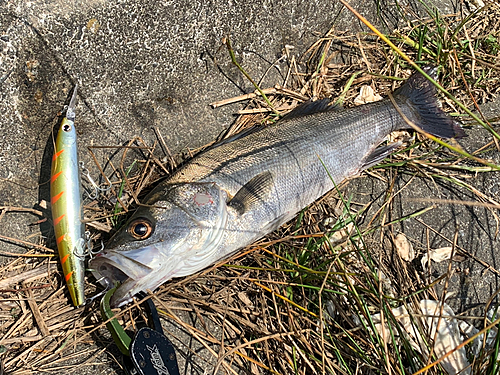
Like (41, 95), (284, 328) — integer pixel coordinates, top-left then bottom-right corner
(228, 171), (274, 215)
(361, 142), (402, 171)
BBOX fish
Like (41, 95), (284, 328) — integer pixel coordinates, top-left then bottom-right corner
(50, 85), (86, 307)
(89, 66), (465, 307)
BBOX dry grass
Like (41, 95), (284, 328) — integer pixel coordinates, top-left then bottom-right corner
(1, 2), (500, 374)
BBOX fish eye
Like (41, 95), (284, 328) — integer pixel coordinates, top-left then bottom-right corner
(62, 124), (72, 132)
(128, 219), (153, 240)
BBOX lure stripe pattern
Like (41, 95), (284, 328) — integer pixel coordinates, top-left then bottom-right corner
(53, 149), (64, 160)
(53, 214), (65, 226)
(51, 191), (64, 204)
(50, 170), (62, 183)
(56, 234), (65, 245)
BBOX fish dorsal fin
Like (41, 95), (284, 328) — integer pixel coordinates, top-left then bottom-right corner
(280, 98), (340, 121)
(360, 142), (402, 171)
(212, 126), (260, 149)
(228, 171), (274, 215)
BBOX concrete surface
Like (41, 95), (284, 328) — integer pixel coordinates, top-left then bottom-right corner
(1, 0), (497, 373)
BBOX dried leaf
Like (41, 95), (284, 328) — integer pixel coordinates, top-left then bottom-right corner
(366, 300), (471, 375)
(394, 233), (415, 262)
(354, 85), (383, 105)
(237, 292), (254, 307)
(421, 247), (465, 270)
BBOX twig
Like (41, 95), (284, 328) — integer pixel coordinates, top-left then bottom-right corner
(0, 335), (43, 345)
(0, 206), (43, 217)
(24, 282), (50, 336)
(237, 108), (275, 114)
(406, 197), (500, 210)
(0, 283), (52, 294)
(0, 263), (58, 289)
(153, 126), (177, 168)
(0, 234), (54, 253)
(210, 88), (277, 108)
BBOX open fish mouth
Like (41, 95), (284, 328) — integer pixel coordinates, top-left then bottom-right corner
(89, 182), (232, 306)
(91, 256), (130, 287)
(90, 245), (163, 305)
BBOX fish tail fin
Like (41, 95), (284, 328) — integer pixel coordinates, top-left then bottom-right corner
(394, 66), (466, 139)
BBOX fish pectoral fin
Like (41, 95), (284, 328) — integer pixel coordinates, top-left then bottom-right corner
(228, 171), (274, 215)
(360, 142), (402, 171)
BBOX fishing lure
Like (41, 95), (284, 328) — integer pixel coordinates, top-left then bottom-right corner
(50, 85), (85, 307)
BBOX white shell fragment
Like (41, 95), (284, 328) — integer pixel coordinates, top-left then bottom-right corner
(359, 300), (471, 375)
(394, 233), (415, 262)
(354, 85), (383, 105)
(466, 0), (485, 9)
(459, 307), (499, 357)
(369, 305), (412, 343)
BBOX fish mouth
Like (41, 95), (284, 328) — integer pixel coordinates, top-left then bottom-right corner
(89, 245), (160, 306)
(91, 257), (129, 287)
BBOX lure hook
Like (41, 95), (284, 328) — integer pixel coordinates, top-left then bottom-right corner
(80, 161), (112, 200)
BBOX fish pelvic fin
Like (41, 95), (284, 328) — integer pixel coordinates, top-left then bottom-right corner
(394, 65), (465, 139)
